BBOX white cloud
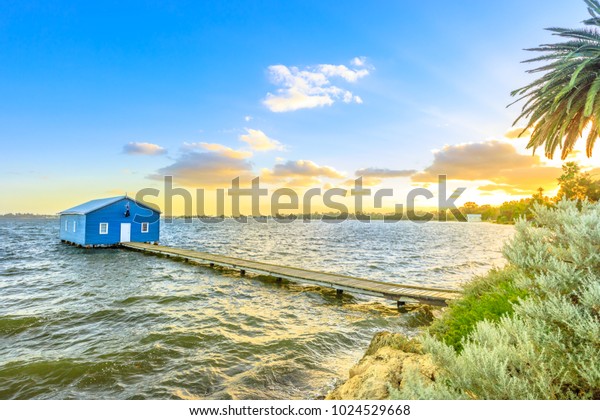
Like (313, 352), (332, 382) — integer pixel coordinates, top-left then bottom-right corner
(239, 128), (284, 151)
(260, 159), (345, 187)
(152, 144), (253, 187)
(123, 142), (167, 156)
(183, 142), (253, 159)
(264, 87), (334, 112)
(263, 61), (371, 112)
(351, 56), (367, 66)
(244, 115), (253, 122)
(317, 64), (369, 82)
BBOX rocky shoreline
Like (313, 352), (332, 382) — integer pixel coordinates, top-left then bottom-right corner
(326, 330), (436, 399)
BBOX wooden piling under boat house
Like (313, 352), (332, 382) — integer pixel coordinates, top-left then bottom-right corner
(58, 195), (160, 247)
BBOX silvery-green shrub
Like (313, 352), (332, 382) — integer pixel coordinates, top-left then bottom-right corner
(394, 200), (600, 399)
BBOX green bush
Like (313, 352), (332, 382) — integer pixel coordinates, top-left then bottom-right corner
(428, 267), (527, 352)
(394, 200), (600, 400)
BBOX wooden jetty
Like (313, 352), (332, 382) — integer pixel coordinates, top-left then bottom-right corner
(121, 242), (461, 307)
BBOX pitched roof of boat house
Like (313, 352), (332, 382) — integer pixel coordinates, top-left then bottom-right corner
(58, 195), (160, 247)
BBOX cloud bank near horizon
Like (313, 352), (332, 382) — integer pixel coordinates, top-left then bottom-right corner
(411, 140), (563, 194)
(145, 128), (574, 199)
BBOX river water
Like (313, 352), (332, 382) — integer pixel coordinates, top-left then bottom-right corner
(0, 219), (514, 399)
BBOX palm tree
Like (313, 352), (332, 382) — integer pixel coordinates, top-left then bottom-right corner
(511, 0), (600, 159)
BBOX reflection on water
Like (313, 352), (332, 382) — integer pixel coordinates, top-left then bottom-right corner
(0, 219), (513, 399)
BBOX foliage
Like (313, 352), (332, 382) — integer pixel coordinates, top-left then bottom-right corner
(460, 163), (598, 224)
(510, 0), (600, 159)
(556, 162), (600, 202)
(496, 199), (536, 223)
(458, 202), (497, 221)
(394, 200), (600, 399)
(428, 267), (527, 352)
(531, 187), (554, 206)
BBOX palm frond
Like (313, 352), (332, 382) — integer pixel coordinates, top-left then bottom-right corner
(584, 75), (600, 115)
(509, 0), (600, 158)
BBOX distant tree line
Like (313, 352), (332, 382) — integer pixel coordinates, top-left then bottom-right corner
(0, 213), (57, 219)
(453, 162), (600, 224)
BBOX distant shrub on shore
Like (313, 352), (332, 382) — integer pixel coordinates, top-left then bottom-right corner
(394, 200), (600, 399)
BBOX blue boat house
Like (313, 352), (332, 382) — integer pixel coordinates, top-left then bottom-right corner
(58, 195), (160, 247)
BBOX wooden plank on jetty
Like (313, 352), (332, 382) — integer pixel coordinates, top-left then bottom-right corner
(121, 242), (461, 307)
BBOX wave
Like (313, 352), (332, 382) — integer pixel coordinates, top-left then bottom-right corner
(0, 315), (42, 336)
(0, 346), (183, 399)
(116, 294), (206, 306)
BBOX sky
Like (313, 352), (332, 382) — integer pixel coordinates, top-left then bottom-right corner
(1, 0), (599, 214)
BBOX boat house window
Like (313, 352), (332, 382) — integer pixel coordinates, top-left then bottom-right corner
(141, 222), (149, 233)
(99, 223), (108, 235)
(73, 221), (77, 232)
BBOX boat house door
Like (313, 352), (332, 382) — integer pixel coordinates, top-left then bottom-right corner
(120, 223), (131, 243)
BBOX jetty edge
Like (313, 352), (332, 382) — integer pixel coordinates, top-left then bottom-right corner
(121, 242), (461, 307)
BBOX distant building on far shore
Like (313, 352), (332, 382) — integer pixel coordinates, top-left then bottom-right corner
(466, 213), (482, 222)
(58, 195), (160, 247)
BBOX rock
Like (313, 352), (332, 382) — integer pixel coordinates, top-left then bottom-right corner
(326, 332), (436, 400)
(403, 305), (439, 328)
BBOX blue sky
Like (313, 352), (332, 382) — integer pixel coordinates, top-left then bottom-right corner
(0, 1), (594, 213)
